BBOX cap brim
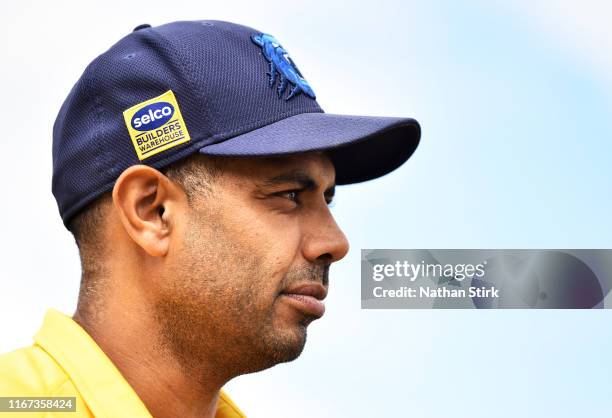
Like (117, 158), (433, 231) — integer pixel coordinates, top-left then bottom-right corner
(198, 112), (421, 185)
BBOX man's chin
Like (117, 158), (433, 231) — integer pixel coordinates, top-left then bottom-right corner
(239, 304), (318, 373)
(248, 324), (308, 372)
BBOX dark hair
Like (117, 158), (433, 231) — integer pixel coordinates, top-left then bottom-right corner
(70, 153), (228, 320)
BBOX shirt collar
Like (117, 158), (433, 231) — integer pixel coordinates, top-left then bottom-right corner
(34, 308), (245, 418)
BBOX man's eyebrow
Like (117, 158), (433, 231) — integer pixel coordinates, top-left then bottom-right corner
(260, 170), (336, 196)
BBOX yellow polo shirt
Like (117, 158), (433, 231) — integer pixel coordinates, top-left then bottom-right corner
(0, 309), (246, 417)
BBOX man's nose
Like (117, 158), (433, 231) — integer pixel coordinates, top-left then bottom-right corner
(302, 209), (350, 265)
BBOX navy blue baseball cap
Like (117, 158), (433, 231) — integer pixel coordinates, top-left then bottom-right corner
(52, 20), (421, 229)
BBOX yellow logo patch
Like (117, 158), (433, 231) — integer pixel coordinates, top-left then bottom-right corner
(123, 90), (191, 160)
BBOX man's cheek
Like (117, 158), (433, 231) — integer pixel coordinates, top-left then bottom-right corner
(237, 208), (301, 247)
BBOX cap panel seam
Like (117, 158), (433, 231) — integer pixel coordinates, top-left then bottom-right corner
(87, 54), (117, 183)
(149, 25), (218, 136)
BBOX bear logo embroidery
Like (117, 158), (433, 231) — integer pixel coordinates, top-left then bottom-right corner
(251, 33), (316, 101)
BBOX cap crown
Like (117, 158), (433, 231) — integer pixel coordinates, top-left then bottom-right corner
(52, 20), (322, 227)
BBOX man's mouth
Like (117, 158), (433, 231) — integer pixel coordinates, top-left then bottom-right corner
(279, 283), (327, 318)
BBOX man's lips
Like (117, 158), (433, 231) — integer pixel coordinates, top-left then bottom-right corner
(279, 283), (327, 318)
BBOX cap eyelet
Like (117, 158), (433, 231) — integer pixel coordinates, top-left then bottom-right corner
(123, 53), (136, 60)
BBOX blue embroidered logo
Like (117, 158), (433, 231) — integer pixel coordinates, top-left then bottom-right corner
(251, 33), (316, 101)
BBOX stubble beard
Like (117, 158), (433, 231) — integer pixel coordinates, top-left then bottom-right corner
(153, 210), (311, 384)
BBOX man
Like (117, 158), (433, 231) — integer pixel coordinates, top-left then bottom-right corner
(0, 20), (420, 417)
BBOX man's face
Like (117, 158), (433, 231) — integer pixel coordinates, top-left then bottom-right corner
(154, 151), (349, 378)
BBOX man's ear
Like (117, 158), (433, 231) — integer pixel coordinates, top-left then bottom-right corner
(111, 165), (185, 257)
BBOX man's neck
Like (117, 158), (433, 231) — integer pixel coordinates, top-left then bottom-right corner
(73, 297), (225, 418)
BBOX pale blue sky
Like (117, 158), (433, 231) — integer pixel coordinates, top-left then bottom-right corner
(1, 1), (611, 417)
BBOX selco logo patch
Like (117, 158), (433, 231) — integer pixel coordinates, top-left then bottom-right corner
(131, 102), (175, 130)
(123, 90), (191, 160)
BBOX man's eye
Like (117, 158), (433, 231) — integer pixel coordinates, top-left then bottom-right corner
(277, 190), (300, 202)
(274, 190), (335, 207)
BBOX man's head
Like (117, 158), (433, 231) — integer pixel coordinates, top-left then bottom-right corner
(53, 19), (419, 382)
(70, 151), (348, 377)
